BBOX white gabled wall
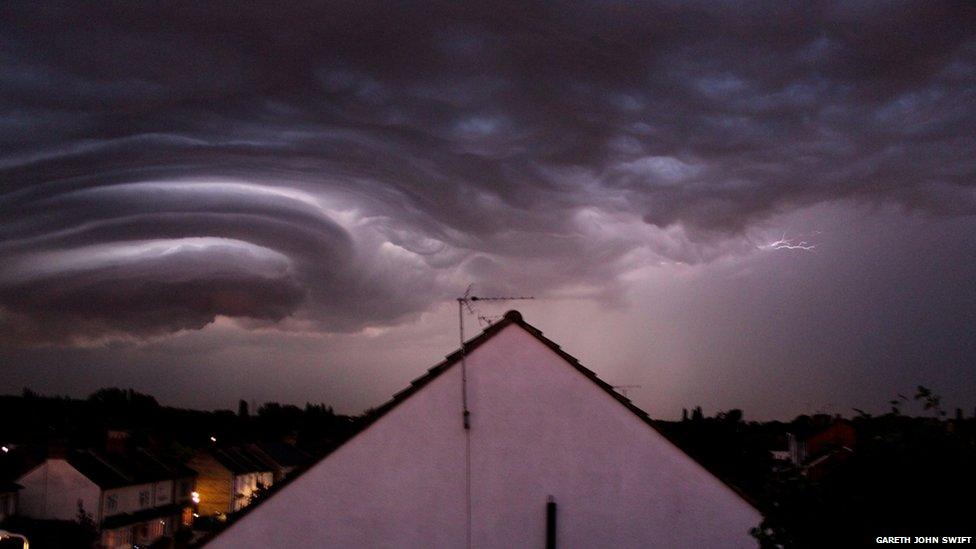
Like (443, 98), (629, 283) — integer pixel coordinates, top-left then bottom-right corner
(17, 459), (101, 521)
(209, 323), (761, 548)
(466, 325), (761, 548)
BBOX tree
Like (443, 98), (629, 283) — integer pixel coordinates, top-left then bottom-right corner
(889, 393), (908, 415)
(76, 500), (99, 546)
(721, 409), (743, 424)
(914, 385), (946, 419)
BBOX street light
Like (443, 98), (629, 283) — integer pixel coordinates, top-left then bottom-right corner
(0, 529), (30, 549)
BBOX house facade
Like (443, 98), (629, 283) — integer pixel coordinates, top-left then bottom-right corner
(208, 311), (762, 548)
(15, 449), (196, 548)
(189, 447), (275, 517)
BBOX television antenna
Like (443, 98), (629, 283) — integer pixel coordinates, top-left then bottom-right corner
(456, 285), (533, 549)
(457, 285), (533, 430)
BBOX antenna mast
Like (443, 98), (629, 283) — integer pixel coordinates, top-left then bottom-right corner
(456, 285), (533, 549)
(456, 285), (533, 429)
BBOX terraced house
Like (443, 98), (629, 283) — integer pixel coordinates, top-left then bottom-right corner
(189, 446), (275, 517)
(14, 445), (196, 548)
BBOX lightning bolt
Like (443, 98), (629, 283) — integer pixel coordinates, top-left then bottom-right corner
(760, 233), (816, 251)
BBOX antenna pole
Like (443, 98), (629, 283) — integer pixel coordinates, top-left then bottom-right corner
(459, 296), (470, 430)
(454, 286), (533, 549)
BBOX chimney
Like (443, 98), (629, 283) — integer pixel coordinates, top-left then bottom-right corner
(106, 430), (130, 454)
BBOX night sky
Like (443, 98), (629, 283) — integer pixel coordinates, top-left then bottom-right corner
(2, 2), (975, 419)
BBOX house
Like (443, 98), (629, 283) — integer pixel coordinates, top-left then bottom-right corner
(778, 418), (856, 466)
(247, 442), (311, 482)
(795, 419), (856, 480)
(803, 419), (856, 457)
(14, 447), (196, 548)
(188, 447), (275, 517)
(207, 310), (761, 548)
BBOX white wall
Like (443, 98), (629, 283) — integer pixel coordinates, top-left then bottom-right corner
(17, 459), (101, 521)
(231, 471), (273, 511)
(154, 479), (174, 507)
(209, 323), (762, 548)
(102, 481), (163, 518)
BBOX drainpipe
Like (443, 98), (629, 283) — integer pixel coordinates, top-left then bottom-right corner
(546, 496), (557, 549)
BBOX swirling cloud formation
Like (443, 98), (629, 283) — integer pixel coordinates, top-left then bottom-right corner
(1, 1), (974, 344)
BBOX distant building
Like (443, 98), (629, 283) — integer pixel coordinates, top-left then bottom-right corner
(188, 447), (275, 517)
(207, 311), (761, 548)
(803, 420), (856, 457)
(772, 418), (857, 478)
(14, 447), (196, 548)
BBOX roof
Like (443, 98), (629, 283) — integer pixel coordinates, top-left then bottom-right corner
(251, 441), (310, 469)
(209, 446), (277, 475)
(66, 448), (196, 489)
(199, 310), (758, 544)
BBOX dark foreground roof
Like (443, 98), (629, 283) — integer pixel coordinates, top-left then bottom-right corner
(251, 441), (310, 469)
(68, 448), (196, 489)
(209, 446), (277, 475)
(199, 310), (758, 545)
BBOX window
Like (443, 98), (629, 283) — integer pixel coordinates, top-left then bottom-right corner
(139, 490), (151, 508)
(106, 494), (118, 512)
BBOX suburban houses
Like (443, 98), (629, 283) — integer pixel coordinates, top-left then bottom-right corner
(11, 441), (197, 548)
(0, 392), (342, 548)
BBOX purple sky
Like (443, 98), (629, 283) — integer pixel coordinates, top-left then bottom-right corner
(1, 2), (974, 419)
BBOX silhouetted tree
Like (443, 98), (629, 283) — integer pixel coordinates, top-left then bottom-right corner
(914, 385), (946, 418)
(76, 500), (99, 546)
(721, 409), (743, 424)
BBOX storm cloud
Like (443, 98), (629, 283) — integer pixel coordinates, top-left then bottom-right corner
(1, 1), (974, 354)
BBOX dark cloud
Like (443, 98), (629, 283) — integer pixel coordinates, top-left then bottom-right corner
(1, 1), (975, 344)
